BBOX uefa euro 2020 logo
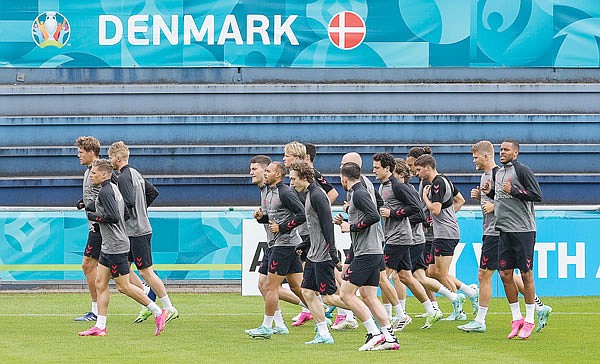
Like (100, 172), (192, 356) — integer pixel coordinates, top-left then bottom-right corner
(32, 11), (70, 48)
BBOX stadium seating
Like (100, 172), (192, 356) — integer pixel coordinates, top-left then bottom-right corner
(1, 113), (598, 206)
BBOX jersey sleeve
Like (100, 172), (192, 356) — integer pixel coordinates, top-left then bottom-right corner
(350, 189), (380, 231)
(144, 179), (159, 206)
(278, 186), (307, 233)
(87, 186), (120, 224)
(314, 170), (334, 193)
(513, 163), (543, 202)
(310, 190), (338, 264)
(430, 176), (447, 204)
(389, 179), (420, 218)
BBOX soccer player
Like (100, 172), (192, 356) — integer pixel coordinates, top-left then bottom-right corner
(107, 141), (179, 324)
(249, 155), (301, 335)
(74, 136), (103, 321)
(485, 139), (543, 339)
(289, 161), (344, 344)
(78, 159), (167, 337)
(458, 140), (552, 334)
(373, 152), (439, 331)
(415, 154), (479, 320)
(334, 162), (399, 351)
(245, 162), (307, 339)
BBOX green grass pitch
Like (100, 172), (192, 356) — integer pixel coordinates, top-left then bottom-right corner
(0, 292), (598, 363)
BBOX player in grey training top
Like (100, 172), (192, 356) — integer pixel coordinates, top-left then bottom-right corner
(79, 159), (168, 337)
(290, 161), (345, 344)
(334, 162), (400, 351)
(108, 141), (178, 324)
(487, 139), (543, 340)
(415, 154), (479, 321)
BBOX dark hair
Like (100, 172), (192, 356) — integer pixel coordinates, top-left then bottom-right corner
(271, 161), (287, 177)
(289, 160), (314, 183)
(250, 155), (272, 167)
(372, 153), (396, 173)
(407, 146), (433, 159)
(91, 159), (113, 174)
(340, 162), (361, 180)
(414, 154), (436, 169)
(303, 143), (316, 162)
(502, 139), (520, 151)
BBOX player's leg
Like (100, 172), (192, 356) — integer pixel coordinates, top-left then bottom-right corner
(499, 233), (523, 339)
(78, 262), (109, 336)
(76, 227), (102, 322)
(133, 234), (178, 322)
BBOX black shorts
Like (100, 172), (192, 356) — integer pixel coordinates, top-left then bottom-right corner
(128, 234), (153, 269)
(480, 235), (500, 270)
(268, 246), (303, 276)
(384, 244), (412, 272)
(433, 238), (459, 257)
(99, 252), (130, 278)
(301, 259), (337, 295)
(409, 243), (426, 273)
(83, 225), (102, 260)
(344, 246), (355, 265)
(258, 246), (273, 276)
(499, 231), (536, 272)
(343, 254), (383, 287)
(414, 240), (435, 271)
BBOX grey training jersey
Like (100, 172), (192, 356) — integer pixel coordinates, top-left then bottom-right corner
(360, 175), (385, 245)
(428, 175), (460, 240)
(259, 182), (305, 247)
(480, 169), (499, 236)
(305, 183), (336, 262)
(418, 180), (434, 241)
(348, 182), (383, 257)
(95, 181), (130, 254)
(118, 165), (156, 237)
(494, 161), (542, 232)
(83, 166), (101, 229)
(379, 176), (419, 246)
(259, 184), (276, 247)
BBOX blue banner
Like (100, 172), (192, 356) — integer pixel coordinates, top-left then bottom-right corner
(0, 208), (599, 296)
(1, 0), (599, 68)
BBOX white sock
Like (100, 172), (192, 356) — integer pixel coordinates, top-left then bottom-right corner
(316, 321), (331, 338)
(393, 303), (405, 318)
(509, 302), (522, 321)
(147, 301), (162, 317)
(274, 309), (285, 327)
(383, 303), (392, 319)
(262, 315), (274, 328)
(459, 283), (476, 297)
(438, 286), (458, 301)
(432, 300), (440, 311)
(96, 315), (107, 330)
(382, 325), (395, 341)
(345, 310), (355, 320)
(363, 318), (380, 335)
(525, 304), (535, 324)
(475, 306), (488, 324)
(399, 299), (406, 312)
(91, 302), (98, 316)
(301, 306), (311, 313)
(337, 308), (348, 316)
(142, 283), (150, 295)
(160, 295), (174, 310)
(423, 299), (435, 315)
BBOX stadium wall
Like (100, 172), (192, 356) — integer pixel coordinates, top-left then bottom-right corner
(0, 207), (598, 297)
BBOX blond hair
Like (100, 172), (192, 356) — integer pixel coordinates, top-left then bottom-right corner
(108, 141), (130, 160)
(471, 140), (494, 156)
(284, 141), (306, 160)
